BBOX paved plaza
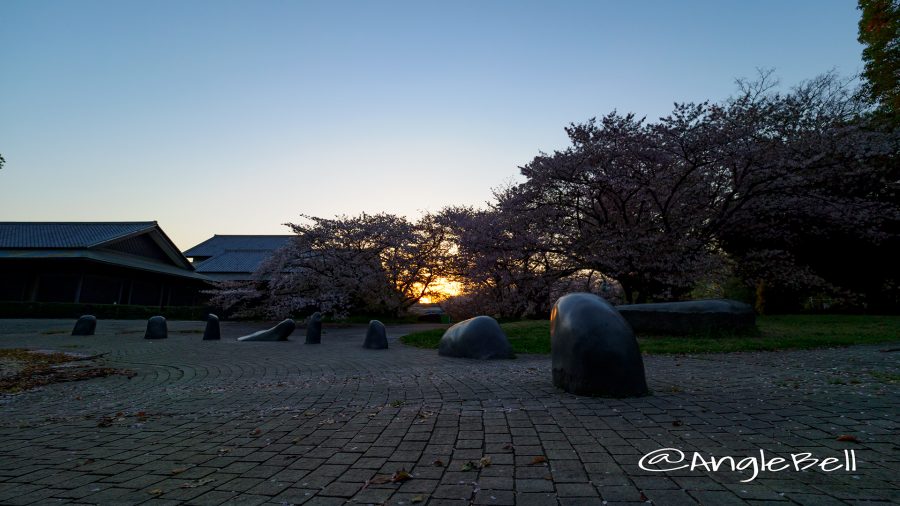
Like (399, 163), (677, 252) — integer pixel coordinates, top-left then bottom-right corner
(0, 319), (897, 505)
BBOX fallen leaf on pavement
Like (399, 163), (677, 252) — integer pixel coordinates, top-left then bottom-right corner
(180, 477), (215, 489)
(367, 474), (393, 485)
(392, 470), (413, 482)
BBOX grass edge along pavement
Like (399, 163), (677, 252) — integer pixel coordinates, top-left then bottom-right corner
(399, 314), (900, 355)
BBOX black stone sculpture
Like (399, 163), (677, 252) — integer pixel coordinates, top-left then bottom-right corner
(616, 299), (755, 335)
(71, 315), (96, 336)
(305, 312), (322, 344)
(237, 319), (296, 342)
(144, 316), (167, 340)
(551, 293), (648, 397)
(203, 314), (220, 340)
(363, 320), (388, 349)
(438, 315), (513, 360)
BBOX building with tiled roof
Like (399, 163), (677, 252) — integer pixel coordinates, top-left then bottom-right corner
(183, 235), (294, 281)
(0, 221), (211, 306)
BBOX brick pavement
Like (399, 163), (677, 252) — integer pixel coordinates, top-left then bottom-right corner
(0, 319), (897, 505)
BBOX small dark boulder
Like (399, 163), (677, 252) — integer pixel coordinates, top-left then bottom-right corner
(305, 312), (323, 344)
(616, 299), (755, 335)
(551, 293), (648, 397)
(438, 316), (513, 360)
(71, 315), (96, 336)
(144, 316), (168, 340)
(237, 319), (296, 342)
(363, 320), (388, 349)
(203, 314), (221, 340)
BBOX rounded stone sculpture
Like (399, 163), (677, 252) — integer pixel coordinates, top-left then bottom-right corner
(363, 320), (388, 349)
(551, 293), (648, 397)
(237, 319), (296, 342)
(144, 316), (167, 340)
(616, 299), (755, 335)
(203, 314), (220, 340)
(305, 312), (322, 344)
(71, 315), (97, 336)
(438, 315), (513, 360)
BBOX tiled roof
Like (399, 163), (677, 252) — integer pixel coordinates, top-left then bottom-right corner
(0, 249), (211, 280)
(193, 250), (275, 273)
(0, 222), (157, 249)
(183, 235), (293, 257)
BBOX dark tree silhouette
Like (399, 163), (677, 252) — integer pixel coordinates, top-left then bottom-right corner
(858, 0), (900, 122)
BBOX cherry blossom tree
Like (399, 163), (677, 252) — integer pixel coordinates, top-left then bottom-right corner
(217, 212), (454, 319)
(434, 205), (621, 319)
(434, 206), (568, 318)
(504, 71), (899, 307)
(716, 72), (900, 310)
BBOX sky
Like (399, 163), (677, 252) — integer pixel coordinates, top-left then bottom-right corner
(0, 0), (865, 250)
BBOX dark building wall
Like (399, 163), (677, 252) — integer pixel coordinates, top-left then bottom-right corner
(0, 259), (208, 306)
(0, 271), (28, 301)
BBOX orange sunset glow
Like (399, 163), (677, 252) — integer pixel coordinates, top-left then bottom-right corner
(416, 277), (463, 304)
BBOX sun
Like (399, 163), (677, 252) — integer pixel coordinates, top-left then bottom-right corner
(416, 277), (462, 304)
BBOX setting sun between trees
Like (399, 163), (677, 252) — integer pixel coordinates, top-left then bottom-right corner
(417, 277), (463, 304)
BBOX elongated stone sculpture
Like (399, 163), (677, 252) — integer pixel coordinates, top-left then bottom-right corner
(72, 315), (96, 336)
(363, 320), (388, 349)
(616, 299), (755, 335)
(305, 312), (322, 344)
(237, 319), (295, 342)
(144, 316), (167, 340)
(203, 314), (220, 340)
(551, 293), (648, 397)
(438, 315), (513, 360)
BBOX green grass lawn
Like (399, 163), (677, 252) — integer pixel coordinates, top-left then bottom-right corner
(399, 314), (900, 355)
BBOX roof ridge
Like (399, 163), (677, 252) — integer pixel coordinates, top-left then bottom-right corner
(88, 222), (158, 248)
(0, 221), (156, 225)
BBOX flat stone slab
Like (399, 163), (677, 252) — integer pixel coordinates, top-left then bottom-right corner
(616, 299), (756, 335)
(236, 319), (295, 341)
(438, 315), (513, 359)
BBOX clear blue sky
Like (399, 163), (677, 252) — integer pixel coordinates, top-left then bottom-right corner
(0, 0), (864, 250)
